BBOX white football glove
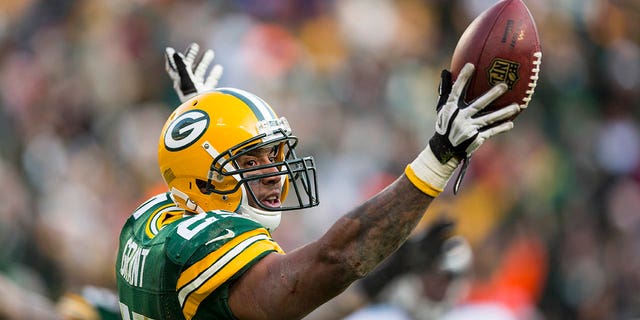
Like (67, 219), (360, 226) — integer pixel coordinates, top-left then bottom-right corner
(165, 42), (224, 103)
(405, 63), (521, 196)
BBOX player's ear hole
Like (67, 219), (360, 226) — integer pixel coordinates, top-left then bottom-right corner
(196, 179), (213, 194)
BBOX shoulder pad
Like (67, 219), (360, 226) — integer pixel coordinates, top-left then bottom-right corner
(131, 192), (175, 221)
(124, 192), (182, 242)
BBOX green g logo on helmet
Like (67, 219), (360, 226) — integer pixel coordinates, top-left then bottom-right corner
(164, 110), (210, 151)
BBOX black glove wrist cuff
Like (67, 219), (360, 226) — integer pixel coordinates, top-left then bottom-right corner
(429, 135), (456, 164)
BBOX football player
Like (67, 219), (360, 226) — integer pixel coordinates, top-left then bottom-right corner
(115, 43), (521, 319)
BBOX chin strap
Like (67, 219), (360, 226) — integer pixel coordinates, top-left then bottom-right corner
(169, 187), (205, 214)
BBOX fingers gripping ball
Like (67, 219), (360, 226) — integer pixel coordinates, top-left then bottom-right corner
(431, 64), (517, 163)
(405, 63), (520, 197)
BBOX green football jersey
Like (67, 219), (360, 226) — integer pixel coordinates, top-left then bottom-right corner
(116, 192), (284, 320)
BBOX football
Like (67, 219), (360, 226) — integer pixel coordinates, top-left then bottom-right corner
(450, 0), (542, 116)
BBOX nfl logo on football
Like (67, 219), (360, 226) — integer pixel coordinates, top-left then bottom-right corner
(487, 58), (520, 89)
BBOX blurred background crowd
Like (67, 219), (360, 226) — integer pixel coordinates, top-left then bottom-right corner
(0, 0), (638, 319)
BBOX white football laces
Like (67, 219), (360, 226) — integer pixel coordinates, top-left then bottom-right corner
(521, 51), (542, 109)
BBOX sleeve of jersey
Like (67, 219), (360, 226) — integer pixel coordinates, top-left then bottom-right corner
(175, 227), (284, 320)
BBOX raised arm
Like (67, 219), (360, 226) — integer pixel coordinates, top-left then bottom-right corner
(228, 63), (521, 320)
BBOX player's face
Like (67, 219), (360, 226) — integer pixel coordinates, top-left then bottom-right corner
(236, 145), (282, 209)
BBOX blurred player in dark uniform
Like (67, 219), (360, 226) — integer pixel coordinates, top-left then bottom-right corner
(115, 43), (521, 319)
(348, 220), (473, 320)
(305, 217), (473, 320)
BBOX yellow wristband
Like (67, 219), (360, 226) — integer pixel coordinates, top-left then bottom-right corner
(405, 165), (443, 197)
(405, 145), (459, 197)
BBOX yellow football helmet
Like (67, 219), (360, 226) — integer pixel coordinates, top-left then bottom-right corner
(157, 88), (318, 230)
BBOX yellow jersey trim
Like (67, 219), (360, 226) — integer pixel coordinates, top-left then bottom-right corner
(145, 204), (181, 238)
(176, 228), (284, 319)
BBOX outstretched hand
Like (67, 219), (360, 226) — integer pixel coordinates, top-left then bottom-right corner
(165, 42), (224, 103)
(429, 63), (519, 164)
(429, 63), (520, 193)
(406, 63), (520, 196)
